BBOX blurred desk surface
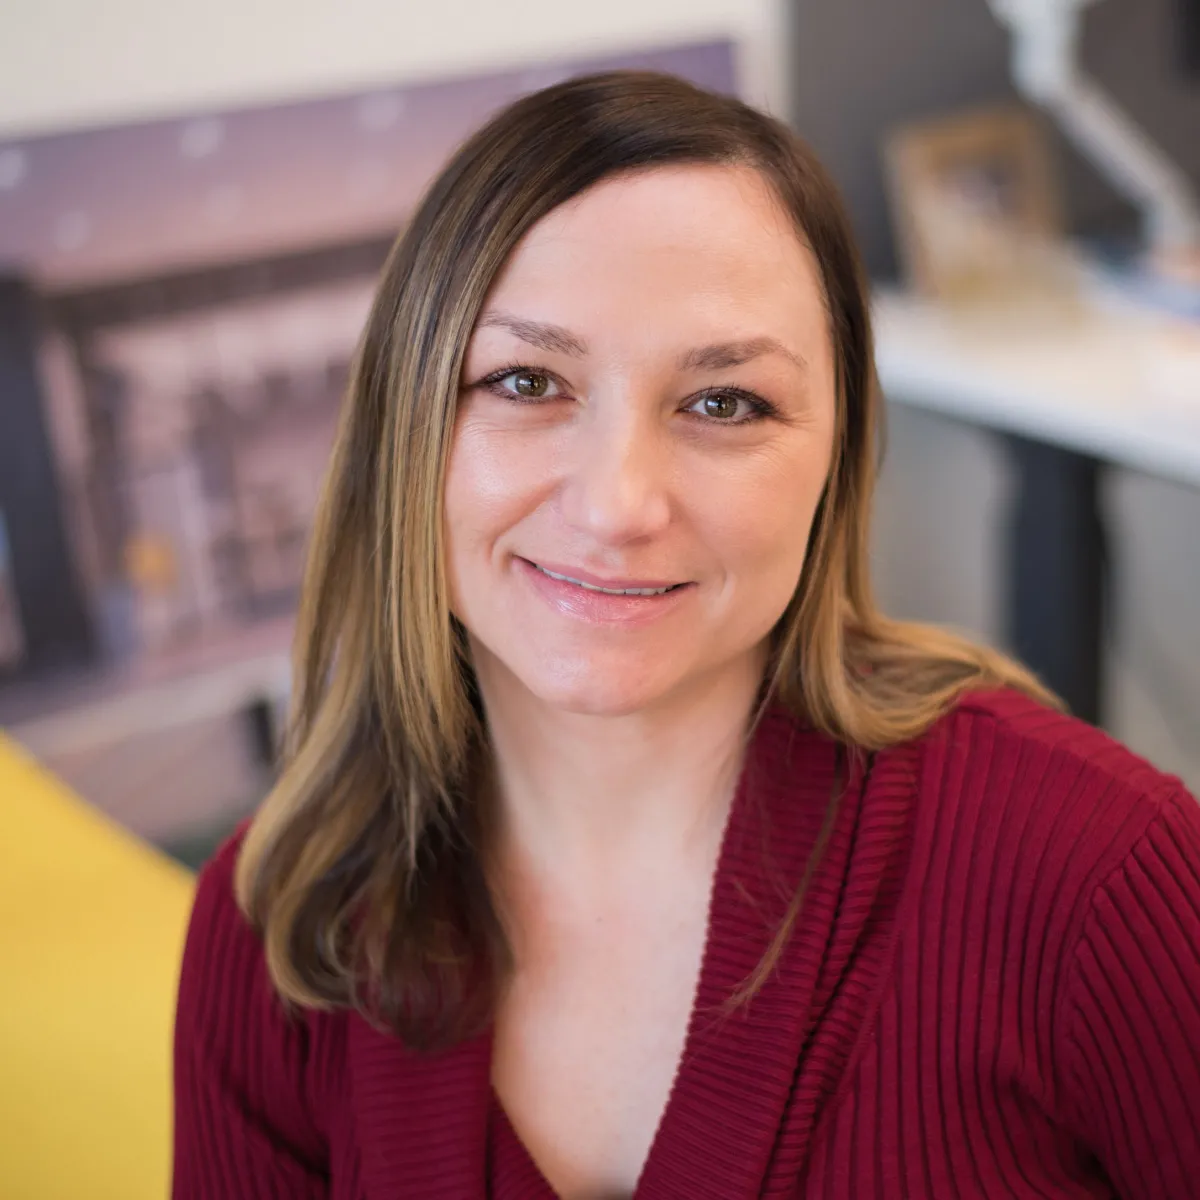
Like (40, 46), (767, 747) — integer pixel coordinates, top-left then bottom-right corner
(0, 616), (292, 763)
(871, 287), (1200, 727)
(872, 288), (1200, 488)
(0, 619), (292, 845)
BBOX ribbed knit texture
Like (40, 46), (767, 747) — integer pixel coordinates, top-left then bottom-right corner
(173, 690), (1200, 1197)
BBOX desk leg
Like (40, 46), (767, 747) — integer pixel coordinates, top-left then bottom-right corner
(243, 696), (279, 773)
(1003, 435), (1106, 726)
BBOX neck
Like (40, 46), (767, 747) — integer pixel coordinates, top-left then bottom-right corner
(473, 648), (768, 892)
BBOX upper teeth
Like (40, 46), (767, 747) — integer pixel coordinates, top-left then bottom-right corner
(536, 565), (676, 596)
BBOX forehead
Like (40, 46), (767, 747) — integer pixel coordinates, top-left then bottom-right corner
(483, 164), (828, 340)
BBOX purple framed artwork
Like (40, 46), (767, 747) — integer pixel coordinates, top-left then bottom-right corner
(0, 40), (736, 688)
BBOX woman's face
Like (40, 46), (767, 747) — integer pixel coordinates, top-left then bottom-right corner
(445, 164), (838, 718)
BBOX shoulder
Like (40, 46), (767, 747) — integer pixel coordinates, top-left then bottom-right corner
(175, 823), (336, 1156)
(177, 822), (285, 1054)
(894, 686), (1199, 933)
(940, 686), (1189, 817)
(181, 821), (250, 952)
(178, 822), (264, 1023)
(853, 694), (1200, 1185)
(948, 685), (1173, 793)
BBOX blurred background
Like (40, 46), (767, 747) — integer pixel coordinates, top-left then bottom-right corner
(0, 35), (740, 866)
(0, 1), (1197, 1195)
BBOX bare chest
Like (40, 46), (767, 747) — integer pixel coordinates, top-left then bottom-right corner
(491, 905), (709, 1200)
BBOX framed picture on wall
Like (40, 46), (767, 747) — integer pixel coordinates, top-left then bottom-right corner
(0, 38), (737, 680)
(884, 106), (1064, 300)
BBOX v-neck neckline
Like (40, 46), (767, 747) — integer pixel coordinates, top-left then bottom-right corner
(349, 707), (848, 1200)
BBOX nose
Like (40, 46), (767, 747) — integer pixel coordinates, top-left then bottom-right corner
(558, 397), (672, 546)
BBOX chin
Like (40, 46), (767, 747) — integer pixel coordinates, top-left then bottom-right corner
(512, 655), (683, 720)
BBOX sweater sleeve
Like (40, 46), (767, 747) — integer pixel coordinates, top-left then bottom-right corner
(1060, 788), (1200, 1198)
(172, 831), (329, 1199)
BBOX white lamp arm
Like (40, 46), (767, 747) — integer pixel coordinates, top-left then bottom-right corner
(987, 0), (1200, 250)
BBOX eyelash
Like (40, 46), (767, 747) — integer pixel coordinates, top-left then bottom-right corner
(473, 363), (781, 425)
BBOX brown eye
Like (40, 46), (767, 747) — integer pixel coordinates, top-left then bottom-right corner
(685, 389), (772, 425)
(479, 367), (563, 403)
(702, 393), (741, 420)
(513, 371), (550, 397)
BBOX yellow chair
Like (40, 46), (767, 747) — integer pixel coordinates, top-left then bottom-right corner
(0, 732), (195, 1200)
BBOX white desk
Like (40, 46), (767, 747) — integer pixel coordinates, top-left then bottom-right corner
(871, 288), (1200, 723)
(872, 290), (1200, 487)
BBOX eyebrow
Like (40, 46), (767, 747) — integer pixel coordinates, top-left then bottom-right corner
(476, 312), (588, 357)
(477, 311), (807, 374)
(677, 337), (807, 374)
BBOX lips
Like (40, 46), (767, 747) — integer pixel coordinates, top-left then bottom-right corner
(515, 556), (694, 626)
(521, 558), (687, 594)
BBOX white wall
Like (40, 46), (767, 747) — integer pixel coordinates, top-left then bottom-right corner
(0, 0), (788, 137)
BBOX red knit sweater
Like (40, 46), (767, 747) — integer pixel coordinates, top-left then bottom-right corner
(173, 689), (1200, 1198)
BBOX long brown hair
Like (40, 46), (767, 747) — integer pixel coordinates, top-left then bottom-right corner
(235, 70), (1055, 1047)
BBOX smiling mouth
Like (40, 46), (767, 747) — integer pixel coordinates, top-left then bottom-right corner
(529, 562), (687, 597)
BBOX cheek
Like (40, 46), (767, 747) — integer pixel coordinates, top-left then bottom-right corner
(703, 440), (830, 581)
(445, 421), (506, 530)
(443, 416), (557, 612)
(445, 421), (528, 543)
(689, 439), (831, 647)
(442, 425), (492, 615)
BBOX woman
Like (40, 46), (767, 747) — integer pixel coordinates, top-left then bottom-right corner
(172, 72), (1200, 1198)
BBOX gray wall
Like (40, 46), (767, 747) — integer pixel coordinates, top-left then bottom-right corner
(791, 0), (1200, 789)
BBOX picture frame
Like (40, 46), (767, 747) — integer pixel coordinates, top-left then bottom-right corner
(0, 39), (736, 680)
(884, 106), (1064, 299)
